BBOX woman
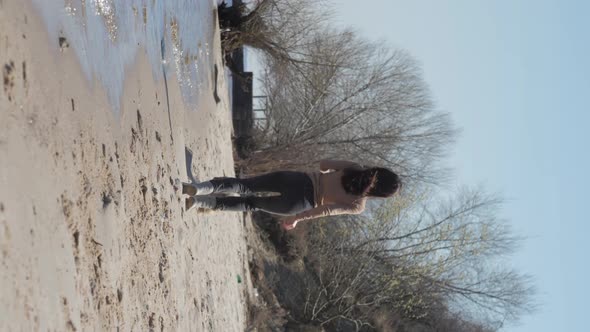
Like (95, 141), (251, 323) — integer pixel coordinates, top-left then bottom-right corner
(183, 160), (401, 230)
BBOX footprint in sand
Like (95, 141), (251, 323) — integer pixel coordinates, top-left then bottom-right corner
(213, 64), (221, 104)
(59, 36), (69, 51)
(3, 61), (16, 102)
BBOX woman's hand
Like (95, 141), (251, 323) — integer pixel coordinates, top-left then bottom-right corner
(281, 217), (299, 231)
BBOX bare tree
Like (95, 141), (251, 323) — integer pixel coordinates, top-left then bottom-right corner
(218, 2), (455, 186)
(293, 188), (536, 330)
(239, 30), (456, 187)
(218, 0), (330, 61)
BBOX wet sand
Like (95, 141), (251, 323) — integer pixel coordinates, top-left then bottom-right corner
(0, 1), (251, 330)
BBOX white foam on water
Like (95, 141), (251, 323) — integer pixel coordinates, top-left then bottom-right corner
(32, 0), (217, 114)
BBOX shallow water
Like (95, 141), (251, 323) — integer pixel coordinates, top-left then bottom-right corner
(32, 0), (218, 114)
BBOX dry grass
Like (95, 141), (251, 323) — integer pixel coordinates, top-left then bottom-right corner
(244, 217), (290, 331)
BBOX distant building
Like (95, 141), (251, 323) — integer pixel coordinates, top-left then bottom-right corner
(229, 47), (254, 138)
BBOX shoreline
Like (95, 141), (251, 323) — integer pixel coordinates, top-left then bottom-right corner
(0, 1), (251, 331)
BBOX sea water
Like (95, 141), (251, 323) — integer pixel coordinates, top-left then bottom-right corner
(31, 0), (218, 113)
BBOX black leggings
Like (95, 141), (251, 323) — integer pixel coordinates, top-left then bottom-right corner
(209, 171), (315, 216)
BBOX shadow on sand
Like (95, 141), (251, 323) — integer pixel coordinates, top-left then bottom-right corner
(184, 147), (197, 183)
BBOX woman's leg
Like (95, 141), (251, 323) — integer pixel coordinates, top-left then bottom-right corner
(195, 171), (302, 196)
(184, 171), (314, 214)
(213, 195), (312, 215)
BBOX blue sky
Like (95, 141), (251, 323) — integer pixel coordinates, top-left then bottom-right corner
(329, 0), (589, 331)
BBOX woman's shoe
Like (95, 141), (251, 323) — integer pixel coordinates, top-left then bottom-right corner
(185, 196), (217, 212)
(182, 182), (197, 196)
(183, 181), (214, 196)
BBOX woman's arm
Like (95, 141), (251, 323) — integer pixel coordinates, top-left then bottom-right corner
(319, 160), (363, 173)
(281, 201), (365, 230)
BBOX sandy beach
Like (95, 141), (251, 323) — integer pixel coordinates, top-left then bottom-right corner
(0, 0), (252, 330)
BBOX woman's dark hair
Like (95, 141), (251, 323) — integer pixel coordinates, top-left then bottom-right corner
(341, 167), (401, 198)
